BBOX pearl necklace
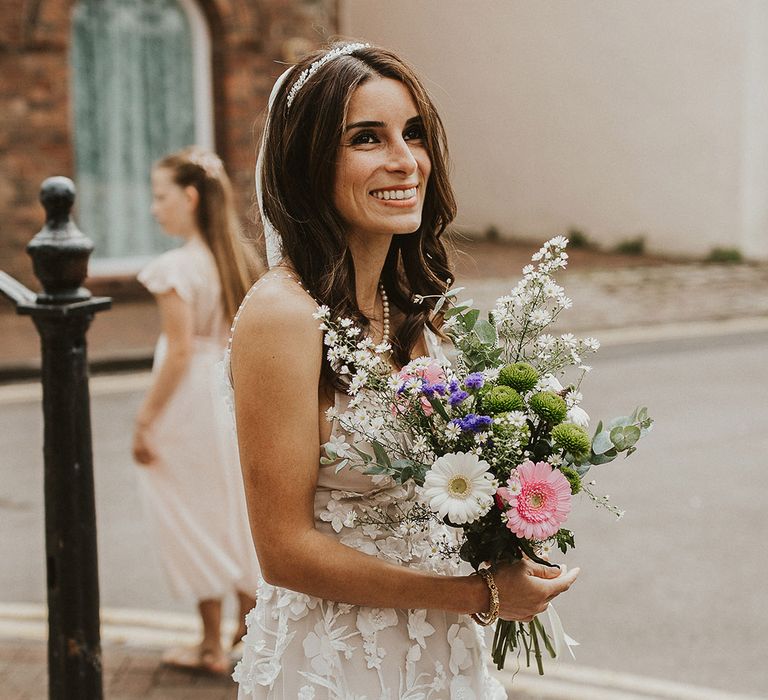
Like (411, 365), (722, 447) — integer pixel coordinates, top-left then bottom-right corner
(379, 282), (390, 342)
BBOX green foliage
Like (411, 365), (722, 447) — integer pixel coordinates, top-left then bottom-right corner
(706, 247), (743, 264)
(615, 235), (646, 255)
(445, 305), (503, 372)
(528, 391), (567, 425)
(498, 362), (539, 392)
(551, 422), (591, 459)
(361, 441), (429, 485)
(584, 406), (653, 472)
(558, 465), (582, 495)
(483, 385), (524, 414)
(459, 508), (524, 570)
(554, 528), (576, 554)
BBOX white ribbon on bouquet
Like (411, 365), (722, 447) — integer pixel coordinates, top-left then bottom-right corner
(545, 603), (579, 660)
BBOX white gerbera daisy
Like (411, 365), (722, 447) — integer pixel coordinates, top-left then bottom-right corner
(421, 452), (496, 525)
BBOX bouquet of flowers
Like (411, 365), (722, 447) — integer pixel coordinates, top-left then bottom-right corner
(317, 236), (652, 673)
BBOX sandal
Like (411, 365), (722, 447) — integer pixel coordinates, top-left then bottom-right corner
(161, 644), (231, 676)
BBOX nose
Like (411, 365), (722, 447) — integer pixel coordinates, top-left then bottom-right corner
(385, 136), (418, 174)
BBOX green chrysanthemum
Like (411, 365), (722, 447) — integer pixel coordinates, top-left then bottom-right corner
(559, 465), (582, 495)
(528, 391), (567, 424)
(551, 422), (591, 459)
(483, 385), (524, 414)
(498, 362), (540, 392)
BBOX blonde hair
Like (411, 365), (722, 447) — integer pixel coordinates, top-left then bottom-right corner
(155, 146), (263, 320)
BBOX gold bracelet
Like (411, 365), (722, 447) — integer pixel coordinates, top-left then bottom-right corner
(471, 567), (500, 626)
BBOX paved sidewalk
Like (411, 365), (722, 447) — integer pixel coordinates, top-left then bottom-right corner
(3, 634), (760, 700)
(1, 638), (235, 700)
(3, 237), (768, 379)
(3, 238), (768, 699)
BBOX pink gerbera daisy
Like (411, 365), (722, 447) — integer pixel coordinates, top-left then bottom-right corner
(497, 460), (572, 540)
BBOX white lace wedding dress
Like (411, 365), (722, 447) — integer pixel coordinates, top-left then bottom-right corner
(227, 280), (507, 700)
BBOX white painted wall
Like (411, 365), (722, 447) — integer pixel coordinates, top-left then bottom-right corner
(341, 0), (768, 259)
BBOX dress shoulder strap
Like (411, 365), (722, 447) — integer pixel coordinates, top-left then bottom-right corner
(226, 271), (321, 362)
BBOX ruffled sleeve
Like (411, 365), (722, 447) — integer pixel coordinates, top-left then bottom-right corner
(137, 249), (193, 303)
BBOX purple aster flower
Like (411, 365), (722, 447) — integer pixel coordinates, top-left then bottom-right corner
(471, 414), (493, 431)
(450, 413), (493, 433)
(463, 373), (485, 390)
(449, 378), (460, 393)
(449, 390), (469, 407)
(422, 381), (448, 398)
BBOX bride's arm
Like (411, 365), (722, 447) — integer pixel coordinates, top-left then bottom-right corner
(231, 282), (578, 619)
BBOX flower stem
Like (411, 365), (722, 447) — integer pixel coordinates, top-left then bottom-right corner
(530, 620), (544, 675)
(533, 615), (556, 658)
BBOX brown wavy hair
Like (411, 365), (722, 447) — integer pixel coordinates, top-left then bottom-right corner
(156, 147), (263, 320)
(259, 43), (456, 379)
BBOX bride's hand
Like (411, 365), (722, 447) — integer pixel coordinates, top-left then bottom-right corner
(493, 560), (580, 622)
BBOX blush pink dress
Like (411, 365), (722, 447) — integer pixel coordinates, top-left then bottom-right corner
(136, 235), (260, 602)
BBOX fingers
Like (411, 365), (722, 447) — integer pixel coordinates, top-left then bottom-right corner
(548, 566), (580, 596)
(528, 561), (563, 580)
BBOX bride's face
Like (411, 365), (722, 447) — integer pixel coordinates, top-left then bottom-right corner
(333, 77), (431, 242)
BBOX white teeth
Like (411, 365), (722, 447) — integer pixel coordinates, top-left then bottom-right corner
(372, 187), (417, 200)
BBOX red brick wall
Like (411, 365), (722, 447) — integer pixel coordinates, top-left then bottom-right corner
(0, 0), (339, 288)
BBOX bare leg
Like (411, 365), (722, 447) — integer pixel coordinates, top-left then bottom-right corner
(232, 590), (256, 648)
(161, 599), (229, 674)
(198, 598), (229, 671)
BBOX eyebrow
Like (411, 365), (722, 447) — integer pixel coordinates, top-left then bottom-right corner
(345, 116), (422, 131)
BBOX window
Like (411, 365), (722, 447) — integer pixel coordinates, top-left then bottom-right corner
(71, 0), (213, 270)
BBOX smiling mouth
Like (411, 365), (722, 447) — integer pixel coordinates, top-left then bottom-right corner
(370, 186), (418, 201)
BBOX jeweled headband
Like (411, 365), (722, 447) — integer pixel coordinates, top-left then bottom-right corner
(286, 42), (370, 109)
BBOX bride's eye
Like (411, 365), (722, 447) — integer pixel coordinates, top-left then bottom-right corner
(349, 131), (379, 146)
(404, 123), (425, 142)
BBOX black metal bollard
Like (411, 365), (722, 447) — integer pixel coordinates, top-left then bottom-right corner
(0, 177), (110, 699)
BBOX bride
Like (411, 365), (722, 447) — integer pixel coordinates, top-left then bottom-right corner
(229, 42), (580, 698)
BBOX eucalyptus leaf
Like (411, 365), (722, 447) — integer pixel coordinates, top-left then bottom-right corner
(352, 446), (373, 462)
(610, 425), (640, 451)
(444, 306), (465, 319)
(334, 458), (349, 474)
(591, 430), (613, 455)
(363, 464), (389, 475)
(462, 309), (480, 332)
(606, 415), (630, 430)
(574, 462), (592, 476)
(474, 319), (497, 345)
(589, 449), (617, 465)
(371, 440), (392, 470)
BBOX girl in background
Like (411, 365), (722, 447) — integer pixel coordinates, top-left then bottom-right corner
(133, 146), (262, 675)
